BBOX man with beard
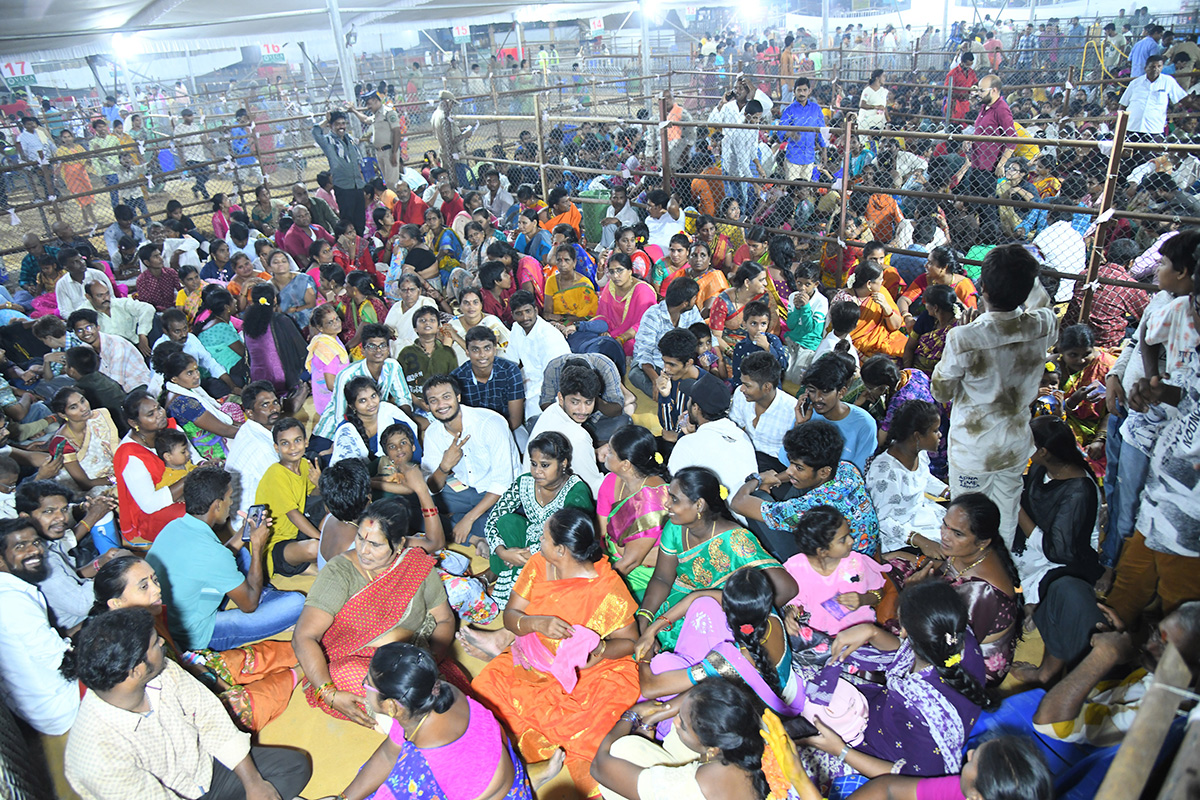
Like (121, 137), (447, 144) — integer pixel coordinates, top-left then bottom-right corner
(16, 480), (124, 631)
(0, 517), (80, 734)
(420, 374), (519, 551)
(224, 381), (281, 514)
(64, 607), (311, 800)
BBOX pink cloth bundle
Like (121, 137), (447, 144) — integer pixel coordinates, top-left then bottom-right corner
(511, 624), (600, 693)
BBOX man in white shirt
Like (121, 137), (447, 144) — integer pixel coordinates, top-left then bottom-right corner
(708, 75), (773, 206)
(506, 290), (570, 422)
(1033, 212), (1087, 303)
(172, 108), (213, 200)
(481, 168), (514, 219)
(225, 221), (261, 261)
(54, 247), (114, 316)
(932, 245), (1057, 544)
(422, 375), (519, 547)
(224, 382), (281, 514)
(729, 351), (799, 472)
(1121, 53), (1187, 138)
(599, 183), (642, 249)
(642, 190), (686, 256)
(155, 308), (237, 396)
(526, 363), (604, 495)
(86, 280), (155, 356)
(632, 277), (704, 399)
(0, 518), (80, 736)
(668, 376), (758, 524)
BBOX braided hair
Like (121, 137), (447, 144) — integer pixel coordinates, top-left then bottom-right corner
(766, 235), (797, 294)
(946, 492), (1025, 650)
(343, 375), (381, 447)
(688, 679), (771, 799)
(899, 581), (991, 709)
(722, 568), (784, 698)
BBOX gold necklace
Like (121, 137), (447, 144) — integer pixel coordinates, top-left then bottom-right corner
(954, 549), (988, 574)
(405, 712), (431, 741)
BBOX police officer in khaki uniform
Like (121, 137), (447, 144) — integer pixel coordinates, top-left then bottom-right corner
(350, 91), (403, 187)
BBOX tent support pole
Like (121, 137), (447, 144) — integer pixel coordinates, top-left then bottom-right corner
(326, 0), (356, 101)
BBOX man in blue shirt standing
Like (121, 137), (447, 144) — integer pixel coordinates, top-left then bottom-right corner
(778, 78), (827, 183)
(229, 108), (262, 185)
(1130, 24), (1165, 78)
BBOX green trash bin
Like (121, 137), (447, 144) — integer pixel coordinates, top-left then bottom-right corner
(578, 188), (610, 245)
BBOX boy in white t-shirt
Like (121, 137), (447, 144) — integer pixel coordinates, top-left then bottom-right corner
(813, 299), (861, 367)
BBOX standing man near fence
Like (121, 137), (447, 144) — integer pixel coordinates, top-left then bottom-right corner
(171, 109), (212, 201)
(945, 51), (978, 124)
(1130, 24), (1164, 78)
(1121, 54), (1186, 143)
(229, 109), (262, 187)
(778, 78), (827, 183)
(348, 91), (402, 190)
(312, 111), (367, 236)
(708, 75), (773, 213)
(956, 75), (1013, 229)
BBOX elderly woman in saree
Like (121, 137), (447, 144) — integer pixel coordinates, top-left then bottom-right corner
(477, 432), (595, 608)
(543, 244), (599, 327)
(333, 643), (539, 800)
(833, 261), (909, 359)
(797, 582), (988, 798)
(48, 387), (120, 497)
(265, 248), (318, 330)
(636, 467), (796, 650)
(636, 568), (806, 725)
(292, 502), (465, 725)
(471, 508), (642, 796)
(242, 284), (309, 408)
(597, 425), (669, 601)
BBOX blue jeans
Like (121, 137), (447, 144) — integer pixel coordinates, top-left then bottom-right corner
(434, 483), (490, 542)
(21, 401), (54, 423)
(1101, 412), (1151, 569)
(208, 585), (305, 651)
(101, 173), (119, 210)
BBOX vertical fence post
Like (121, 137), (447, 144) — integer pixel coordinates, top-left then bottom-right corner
(659, 95), (673, 195)
(138, 176), (153, 224)
(534, 92), (550, 201)
(1079, 110), (1129, 323)
(837, 114), (856, 263)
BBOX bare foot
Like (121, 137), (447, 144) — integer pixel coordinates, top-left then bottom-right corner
(475, 539), (490, 559)
(456, 626), (514, 660)
(1009, 661), (1049, 686)
(532, 747), (566, 790)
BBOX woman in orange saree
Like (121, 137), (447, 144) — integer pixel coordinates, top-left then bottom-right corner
(472, 508), (641, 798)
(293, 505), (464, 726)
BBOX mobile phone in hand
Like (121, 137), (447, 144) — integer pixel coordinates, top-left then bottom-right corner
(53, 440), (67, 459)
(242, 504), (267, 541)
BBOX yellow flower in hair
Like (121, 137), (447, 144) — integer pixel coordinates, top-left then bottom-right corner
(944, 652), (963, 668)
(1044, 361), (1057, 373)
(653, 452), (664, 464)
(718, 485), (729, 500)
(257, 297), (270, 306)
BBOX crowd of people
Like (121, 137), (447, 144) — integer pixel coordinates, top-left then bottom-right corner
(0, 10), (1198, 800)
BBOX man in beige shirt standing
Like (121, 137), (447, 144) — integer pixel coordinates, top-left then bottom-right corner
(350, 91), (403, 189)
(63, 607), (310, 800)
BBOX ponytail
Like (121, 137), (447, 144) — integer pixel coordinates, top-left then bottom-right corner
(722, 569), (784, 699)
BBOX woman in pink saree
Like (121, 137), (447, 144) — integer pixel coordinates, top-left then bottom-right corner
(596, 252), (657, 357)
(597, 425), (670, 600)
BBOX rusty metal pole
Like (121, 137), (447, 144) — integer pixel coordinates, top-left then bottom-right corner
(534, 92), (550, 200)
(659, 95), (673, 195)
(837, 115), (856, 279)
(1079, 109), (1129, 323)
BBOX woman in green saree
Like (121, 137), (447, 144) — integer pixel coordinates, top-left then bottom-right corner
(597, 425), (670, 601)
(635, 466), (797, 649)
(483, 431), (595, 607)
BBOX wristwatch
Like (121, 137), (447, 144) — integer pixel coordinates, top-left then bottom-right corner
(745, 472), (762, 491)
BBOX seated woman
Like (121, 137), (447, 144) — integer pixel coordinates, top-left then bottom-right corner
(710, 262), (774, 352)
(597, 425), (669, 601)
(694, 214), (733, 274)
(1057, 323), (1114, 478)
(444, 287), (510, 364)
(865, 400), (949, 556)
(315, 459), (373, 569)
(242, 284), (310, 408)
(637, 567), (806, 719)
(154, 346), (241, 461)
(833, 261), (909, 359)
(481, 432), (594, 607)
(888, 493), (1022, 686)
(113, 391), (187, 544)
(175, 264), (205, 323)
(312, 323), (416, 445)
(858, 354), (945, 478)
(550, 223), (597, 284)
(650, 233), (691, 290)
(210, 193), (241, 240)
(471, 507), (642, 795)
(514, 208), (553, 265)
(227, 253), (272, 313)
(896, 246), (977, 323)
(250, 185), (285, 234)
(337, 642), (537, 800)
(330, 376), (421, 471)
(615, 225), (655, 281)
(593, 678), (813, 800)
(797, 582), (988, 796)
(94, 556), (298, 732)
(266, 248), (318, 330)
(636, 467), (797, 649)
(256, 417), (322, 579)
(488, 239), (545, 309)
(293, 503), (463, 724)
(384, 273), (437, 353)
(598, 252), (657, 358)
(660, 241), (730, 316)
(193, 288), (247, 383)
(543, 244), (599, 328)
(1010, 416), (1103, 685)
(48, 387), (120, 497)
(424, 207), (463, 285)
(306, 304), (349, 418)
(902, 283), (962, 376)
(782, 506), (890, 649)
(343, 271), (390, 360)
